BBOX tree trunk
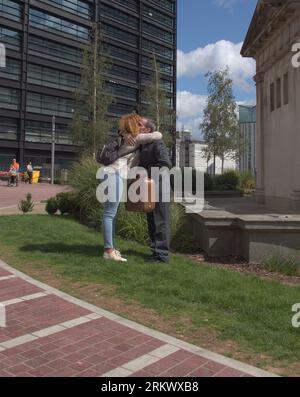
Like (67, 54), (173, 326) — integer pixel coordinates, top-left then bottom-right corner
(93, 25), (98, 158)
(153, 53), (160, 131)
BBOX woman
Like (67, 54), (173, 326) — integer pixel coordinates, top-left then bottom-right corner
(102, 113), (162, 262)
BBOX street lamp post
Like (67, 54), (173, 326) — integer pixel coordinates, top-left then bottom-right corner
(51, 116), (56, 185)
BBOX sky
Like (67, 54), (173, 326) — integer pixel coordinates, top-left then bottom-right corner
(176, 0), (258, 139)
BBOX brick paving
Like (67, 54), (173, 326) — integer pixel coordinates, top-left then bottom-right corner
(0, 182), (68, 209)
(0, 260), (277, 378)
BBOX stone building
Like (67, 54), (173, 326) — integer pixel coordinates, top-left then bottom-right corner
(241, 0), (300, 210)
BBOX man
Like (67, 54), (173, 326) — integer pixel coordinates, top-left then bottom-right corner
(9, 158), (19, 187)
(139, 118), (172, 263)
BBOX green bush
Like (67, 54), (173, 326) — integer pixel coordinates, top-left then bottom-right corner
(56, 192), (76, 215)
(19, 193), (34, 214)
(46, 197), (58, 215)
(204, 173), (214, 191)
(263, 254), (300, 276)
(239, 171), (256, 193)
(215, 170), (240, 191)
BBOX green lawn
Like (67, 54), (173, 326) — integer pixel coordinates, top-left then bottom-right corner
(0, 215), (300, 375)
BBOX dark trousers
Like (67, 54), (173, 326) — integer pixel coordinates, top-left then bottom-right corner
(147, 201), (170, 262)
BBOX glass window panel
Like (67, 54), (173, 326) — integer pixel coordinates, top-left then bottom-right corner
(0, 58), (21, 80)
(0, 87), (19, 110)
(0, 117), (18, 140)
(0, 26), (21, 48)
(37, 0), (92, 19)
(29, 9), (89, 40)
(0, 0), (21, 22)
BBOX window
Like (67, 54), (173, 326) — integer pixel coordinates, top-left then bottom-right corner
(110, 64), (138, 82)
(108, 102), (137, 115)
(142, 5), (174, 28)
(103, 43), (138, 64)
(148, 0), (174, 13)
(38, 0), (92, 19)
(0, 87), (19, 110)
(26, 120), (73, 145)
(0, 0), (21, 22)
(142, 56), (173, 76)
(28, 36), (82, 64)
(0, 58), (21, 80)
(107, 81), (137, 100)
(112, 0), (138, 11)
(100, 5), (139, 29)
(276, 78), (281, 109)
(29, 9), (89, 40)
(142, 22), (173, 44)
(102, 24), (138, 47)
(28, 64), (81, 91)
(0, 26), (21, 48)
(142, 39), (173, 60)
(270, 82), (275, 112)
(283, 73), (289, 105)
(0, 117), (18, 140)
(27, 92), (74, 118)
(142, 73), (173, 93)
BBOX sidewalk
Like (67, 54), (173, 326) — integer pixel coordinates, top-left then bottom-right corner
(0, 182), (67, 210)
(0, 259), (277, 377)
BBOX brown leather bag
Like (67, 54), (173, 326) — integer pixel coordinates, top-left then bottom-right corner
(125, 177), (156, 213)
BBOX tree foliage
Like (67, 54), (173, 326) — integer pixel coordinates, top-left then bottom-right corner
(71, 24), (114, 157)
(141, 54), (174, 147)
(200, 68), (240, 174)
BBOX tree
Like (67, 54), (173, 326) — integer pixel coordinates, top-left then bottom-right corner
(200, 69), (240, 174)
(71, 24), (114, 157)
(141, 53), (175, 147)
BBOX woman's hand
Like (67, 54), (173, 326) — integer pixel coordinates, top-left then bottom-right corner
(123, 133), (136, 146)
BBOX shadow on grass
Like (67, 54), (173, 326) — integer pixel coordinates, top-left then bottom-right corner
(20, 243), (103, 257)
(20, 244), (151, 261)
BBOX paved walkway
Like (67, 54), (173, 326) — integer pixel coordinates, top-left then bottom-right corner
(0, 182), (67, 210)
(0, 259), (277, 378)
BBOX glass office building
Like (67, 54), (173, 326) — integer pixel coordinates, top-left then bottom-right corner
(238, 105), (256, 174)
(0, 0), (177, 170)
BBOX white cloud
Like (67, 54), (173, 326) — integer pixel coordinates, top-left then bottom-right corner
(177, 91), (207, 118)
(177, 40), (256, 92)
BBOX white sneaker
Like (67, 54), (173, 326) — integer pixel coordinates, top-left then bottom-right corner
(103, 250), (127, 262)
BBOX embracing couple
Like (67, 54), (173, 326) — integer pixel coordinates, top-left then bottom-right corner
(102, 113), (172, 264)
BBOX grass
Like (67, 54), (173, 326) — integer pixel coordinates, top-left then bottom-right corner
(0, 215), (300, 374)
(263, 254), (300, 276)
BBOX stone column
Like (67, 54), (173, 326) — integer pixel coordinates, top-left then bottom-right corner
(254, 71), (265, 204)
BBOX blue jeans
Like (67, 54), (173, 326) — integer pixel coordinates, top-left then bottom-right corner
(103, 172), (124, 250)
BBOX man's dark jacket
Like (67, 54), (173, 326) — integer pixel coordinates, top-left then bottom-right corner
(139, 140), (172, 174)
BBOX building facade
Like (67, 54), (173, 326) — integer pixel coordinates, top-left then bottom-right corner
(241, 0), (300, 210)
(238, 104), (256, 175)
(0, 0), (177, 171)
(176, 130), (237, 174)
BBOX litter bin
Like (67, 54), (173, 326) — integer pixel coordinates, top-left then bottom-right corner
(32, 170), (40, 184)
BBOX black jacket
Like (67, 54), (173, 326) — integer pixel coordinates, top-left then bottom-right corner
(139, 140), (172, 174)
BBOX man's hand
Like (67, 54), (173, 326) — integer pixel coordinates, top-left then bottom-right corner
(122, 133), (136, 146)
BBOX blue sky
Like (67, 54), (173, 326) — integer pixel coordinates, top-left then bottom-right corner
(177, 0), (257, 137)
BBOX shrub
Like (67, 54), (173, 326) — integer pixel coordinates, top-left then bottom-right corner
(68, 155), (102, 226)
(19, 194), (34, 214)
(56, 192), (76, 215)
(204, 173), (214, 191)
(215, 170), (240, 191)
(263, 254), (300, 276)
(46, 197), (58, 215)
(239, 171), (256, 193)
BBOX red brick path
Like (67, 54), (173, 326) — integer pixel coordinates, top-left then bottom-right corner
(0, 183), (68, 209)
(0, 265), (275, 378)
